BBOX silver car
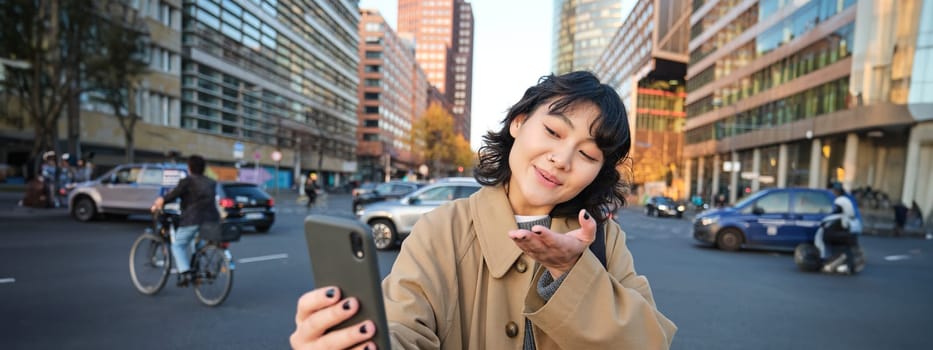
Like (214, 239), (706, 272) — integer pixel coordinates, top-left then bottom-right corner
(69, 163), (188, 222)
(357, 177), (482, 250)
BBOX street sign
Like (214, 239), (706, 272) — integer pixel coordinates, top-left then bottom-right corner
(233, 142), (244, 159)
(253, 151), (262, 160)
(271, 150), (282, 162)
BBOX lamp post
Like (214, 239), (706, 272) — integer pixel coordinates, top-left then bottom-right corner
(271, 150), (282, 196)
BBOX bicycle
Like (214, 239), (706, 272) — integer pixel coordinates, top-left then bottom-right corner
(129, 205), (235, 306)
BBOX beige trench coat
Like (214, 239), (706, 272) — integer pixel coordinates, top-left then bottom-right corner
(383, 185), (677, 349)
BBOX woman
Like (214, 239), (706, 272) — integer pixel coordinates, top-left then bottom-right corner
(291, 71), (676, 349)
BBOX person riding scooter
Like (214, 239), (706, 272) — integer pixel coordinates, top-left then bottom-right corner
(796, 186), (864, 274)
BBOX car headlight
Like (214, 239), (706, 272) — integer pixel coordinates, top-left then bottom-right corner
(677, 205), (685, 211)
(355, 208), (365, 217)
(658, 204), (668, 210)
(699, 216), (719, 226)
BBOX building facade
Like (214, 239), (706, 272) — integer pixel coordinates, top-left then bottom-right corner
(1, 0), (364, 189)
(397, 0), (473, 142)
(181, 0), (360, 187)
(683, 0), (933, 221)
(358, 9), (429, 182)
(553, 0), (631, 74)
(594, 0), (691, 199)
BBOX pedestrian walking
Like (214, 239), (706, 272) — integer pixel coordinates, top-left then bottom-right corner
(304, 173), (320, 210)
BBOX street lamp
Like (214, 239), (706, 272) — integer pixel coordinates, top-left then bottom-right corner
(271, 150), (282, 196)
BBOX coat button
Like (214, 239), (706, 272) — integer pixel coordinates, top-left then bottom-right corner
(515, 260), (527, 273)
(505, 321), (519, 338)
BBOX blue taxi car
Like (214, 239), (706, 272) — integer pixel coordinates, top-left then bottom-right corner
(693, 188), (836, 251)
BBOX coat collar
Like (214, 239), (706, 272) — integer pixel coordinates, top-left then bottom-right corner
(470, 185), (580, 278)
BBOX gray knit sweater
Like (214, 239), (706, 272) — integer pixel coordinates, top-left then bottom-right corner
(516, 217), (567, 350)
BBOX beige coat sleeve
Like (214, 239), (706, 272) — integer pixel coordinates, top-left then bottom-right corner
(523, 222), (677, 349)
(381, 207), (459, 350)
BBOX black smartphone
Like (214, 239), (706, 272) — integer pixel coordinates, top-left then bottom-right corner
(304, 214), (390, 349)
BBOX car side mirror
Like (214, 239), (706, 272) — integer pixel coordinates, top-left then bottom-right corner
(101, 175), (113, 184)
(408, 197), (421, 205)
(752, 206), (765, 215)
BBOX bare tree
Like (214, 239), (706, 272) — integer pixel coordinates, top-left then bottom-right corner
(0, 0), (89, 175)
(86, 0), (150, 164)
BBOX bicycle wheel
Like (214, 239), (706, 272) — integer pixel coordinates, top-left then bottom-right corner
(193, 245), (234, 306)
(129, 233), (171, 295)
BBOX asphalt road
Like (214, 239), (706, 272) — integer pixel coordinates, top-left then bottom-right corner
(1, 192), (932, 349)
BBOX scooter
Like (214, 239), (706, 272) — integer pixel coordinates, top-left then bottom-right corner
(794, 214), (865, 274)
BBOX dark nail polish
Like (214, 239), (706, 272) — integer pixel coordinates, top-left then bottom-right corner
(532, 230), (541, 235)
(342, 300), (351, 310)
(583, 212), (590, 220)
(360, 324), (368, 334)
(325, 288), (335, 298)
(364, 345), (371, 350)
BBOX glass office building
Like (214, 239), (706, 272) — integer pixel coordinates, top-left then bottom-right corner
(594, 0), (691, 198)
(684, 0), (933, 223)
(182, 0), (360, 184)
(553, 0), (631, 74)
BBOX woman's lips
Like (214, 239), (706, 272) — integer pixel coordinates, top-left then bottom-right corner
(534, 166), (562, 187)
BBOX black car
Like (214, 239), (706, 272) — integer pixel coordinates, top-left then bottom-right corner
(352, 181), (423, 212)
(645, 196), (685, 218)
(217, 182), (276, 233)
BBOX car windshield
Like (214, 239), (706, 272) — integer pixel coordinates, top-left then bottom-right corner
(375, 183), (393, 194)
(656, 197), (675, 205)
(733, 191), (765, 208)
(222, 184), (270, 200)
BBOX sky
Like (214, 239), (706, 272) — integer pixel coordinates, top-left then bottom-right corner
(358, 0), (554, 150)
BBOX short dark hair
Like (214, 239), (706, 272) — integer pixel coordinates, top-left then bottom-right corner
(188, 155), (206, 175)
(474, 71), (631, 222)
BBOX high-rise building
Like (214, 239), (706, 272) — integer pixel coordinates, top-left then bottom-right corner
(683, 0), (933, 221)
(0, 0), (363, 188)
(397, 0), (474, 142)
(594, 0), (691, 198)
(553, 0), (630, 74)
(358, 9), (430, 182)
(181, 0), (361, 186)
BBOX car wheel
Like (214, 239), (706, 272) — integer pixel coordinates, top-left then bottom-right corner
(370, 219), (397, 250)
(794, 243), (822, 272)
(644, 207), (651, 216)
(255, 224), (271, 233)
(716, 228), (743, 252)
(72, 196), (97, 222)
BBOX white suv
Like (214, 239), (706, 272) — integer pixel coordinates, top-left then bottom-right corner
(356, 177), (482, 250)
(69, 163), (188, 222)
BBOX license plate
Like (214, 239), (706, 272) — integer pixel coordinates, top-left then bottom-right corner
(245, 213), (264, 220)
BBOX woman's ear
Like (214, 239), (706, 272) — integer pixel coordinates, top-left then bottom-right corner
(509, 114), (527, 138)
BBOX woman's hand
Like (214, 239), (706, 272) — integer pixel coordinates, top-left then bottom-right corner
(508, 209), (596, 279)
(290, 286), (378, 350)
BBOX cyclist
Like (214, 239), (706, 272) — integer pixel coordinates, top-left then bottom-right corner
(150, 155), (220, 286)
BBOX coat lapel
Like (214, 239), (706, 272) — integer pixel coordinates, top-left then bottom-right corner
(470, 186), (524, 278)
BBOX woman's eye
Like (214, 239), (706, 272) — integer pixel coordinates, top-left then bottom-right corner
(579, 151), (598, 162)
(544, 126), (558, 137)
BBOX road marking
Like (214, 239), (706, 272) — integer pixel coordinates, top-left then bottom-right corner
(884, 255), (911, 261)
(238, 253), (289, 264)
(0, 278), (15, 284)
